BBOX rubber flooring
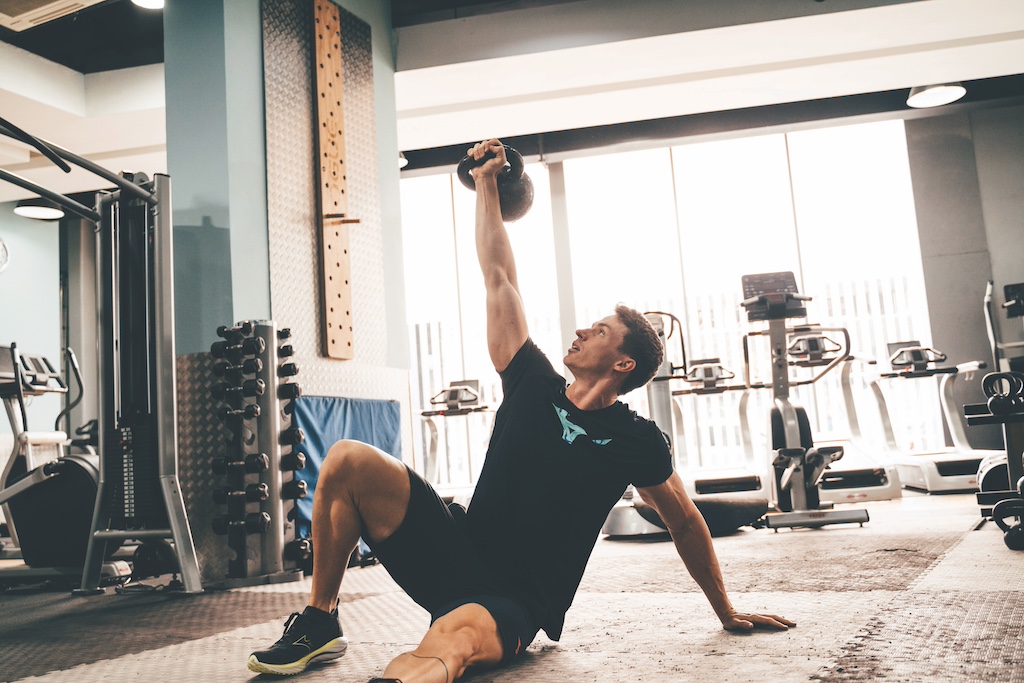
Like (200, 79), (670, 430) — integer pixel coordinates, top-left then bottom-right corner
(1, 491), (1021, 683)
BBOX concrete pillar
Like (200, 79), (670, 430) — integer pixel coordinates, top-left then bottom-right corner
(905, 114), (1000, 449)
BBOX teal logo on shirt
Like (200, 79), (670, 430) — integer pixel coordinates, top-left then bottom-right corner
(553, 404), (612, 446)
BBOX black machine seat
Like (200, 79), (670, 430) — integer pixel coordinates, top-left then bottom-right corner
(4, 453), (105, 568)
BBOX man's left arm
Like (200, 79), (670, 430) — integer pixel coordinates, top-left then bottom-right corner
(635, 472), (795, 631)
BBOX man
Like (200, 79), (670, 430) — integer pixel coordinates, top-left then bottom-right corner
(247, 139), (794, 682)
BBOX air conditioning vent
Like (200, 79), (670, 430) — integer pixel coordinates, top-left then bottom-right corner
(0, 0), (105, 32)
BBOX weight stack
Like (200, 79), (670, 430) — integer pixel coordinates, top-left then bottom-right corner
(207, 320), (308, 587)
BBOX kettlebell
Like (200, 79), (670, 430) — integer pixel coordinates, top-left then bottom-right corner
(991, 498), (1024, 550)
(456, 145), (534, 222)
(982, 372), (1024, 415)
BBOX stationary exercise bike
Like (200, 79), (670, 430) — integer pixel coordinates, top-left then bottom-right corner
(0, 344), (129, 584)
(740, 272), (870, 530)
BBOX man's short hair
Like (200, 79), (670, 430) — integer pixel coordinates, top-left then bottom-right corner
(614, 304), (664, 395)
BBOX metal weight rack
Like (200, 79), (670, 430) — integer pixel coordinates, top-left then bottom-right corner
(209, 320), (308, 586)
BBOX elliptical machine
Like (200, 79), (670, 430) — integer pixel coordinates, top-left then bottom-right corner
(740, 272), (870, 530)
(0, 344), (130, 584)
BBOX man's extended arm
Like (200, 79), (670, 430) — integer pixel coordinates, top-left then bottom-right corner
(470, 139), (529, 372)
(636, 472), (795, 631)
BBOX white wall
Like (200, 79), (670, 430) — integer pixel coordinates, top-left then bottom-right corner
(0, 204), (62, 435)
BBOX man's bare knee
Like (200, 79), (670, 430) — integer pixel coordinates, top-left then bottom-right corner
(318, 440), (410, 542)
(320, 441), (397, 489)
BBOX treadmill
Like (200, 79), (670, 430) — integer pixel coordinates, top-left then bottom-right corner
(870, 342), (994, 492)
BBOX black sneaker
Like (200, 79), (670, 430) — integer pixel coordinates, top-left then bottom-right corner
(247, 606), (348, 675)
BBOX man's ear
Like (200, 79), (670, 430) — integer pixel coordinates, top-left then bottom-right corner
(614, 357), (636, 374)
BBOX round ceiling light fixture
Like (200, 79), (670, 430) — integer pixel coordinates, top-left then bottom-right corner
(907, 82), (967, 108)
(13, 197), (65, 221)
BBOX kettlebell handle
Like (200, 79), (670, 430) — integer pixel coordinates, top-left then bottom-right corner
(455, 144), (534, 222)
(456, 145), (525, 191)
(982, 371), (1024, 399)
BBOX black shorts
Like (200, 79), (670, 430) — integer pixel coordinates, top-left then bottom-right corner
(364, 466), (539, 663)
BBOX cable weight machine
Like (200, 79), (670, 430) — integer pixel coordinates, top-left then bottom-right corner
(0, 116), (202, 594)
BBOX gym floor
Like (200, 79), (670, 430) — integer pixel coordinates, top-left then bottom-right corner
(1, 491), (1022, 683)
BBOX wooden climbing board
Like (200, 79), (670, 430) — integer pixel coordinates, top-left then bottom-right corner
(313, 0), (356, 360)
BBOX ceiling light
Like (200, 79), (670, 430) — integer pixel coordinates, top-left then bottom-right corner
(13, 197), (64, 221)
(907, 82), (967, 108)
(132, 0), (165, 9)
(398, 152), (409, 169)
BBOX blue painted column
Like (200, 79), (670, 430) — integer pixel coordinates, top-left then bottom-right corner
(163, 0), (270, 354)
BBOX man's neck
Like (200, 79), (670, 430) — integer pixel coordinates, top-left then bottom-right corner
(565, 379), (619, 411)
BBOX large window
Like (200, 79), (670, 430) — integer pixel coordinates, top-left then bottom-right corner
(786, 121), (940, 454)
(563, 148), (684, 414)
(668, 134), (802, 470)
(401, 164), (557, 486)
(400, 120), (941, 487)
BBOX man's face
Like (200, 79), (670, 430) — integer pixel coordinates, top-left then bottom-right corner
(564, 314), (632, 376)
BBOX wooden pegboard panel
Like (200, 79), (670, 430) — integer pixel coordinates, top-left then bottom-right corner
(314, 0), (354, 359)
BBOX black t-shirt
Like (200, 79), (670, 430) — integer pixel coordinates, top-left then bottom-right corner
(466, 339), (674, 640)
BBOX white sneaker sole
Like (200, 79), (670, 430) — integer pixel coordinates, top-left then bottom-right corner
(247, 636), (349, 675)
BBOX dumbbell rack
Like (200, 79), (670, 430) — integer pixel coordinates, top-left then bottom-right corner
(966, 371), (1024, 549)
(209, 320), (310, 585)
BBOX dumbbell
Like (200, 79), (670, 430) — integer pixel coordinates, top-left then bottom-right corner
(284, 538), (312, 562)
(279, 344), (295, 358)
(213, 358), (263, 379)
(278, 328), (292, 341)
(212, 453), (270, 475)
(282, 479), (308, 499)
(982, 372), (1024, 415)
(279, 383), (302, 401)
(213, 482), (269, 504)
(279, 363), (300, 378)
(212, 512), (271, 536)
(211, 336), (266, 359)
(217, 321), (255, 339)
(281, 452), (306, 471)
(218, 403), (261, 420)
(212, 379), (266, 400)
(281, 426), (305, 446)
